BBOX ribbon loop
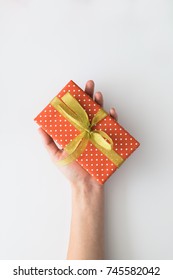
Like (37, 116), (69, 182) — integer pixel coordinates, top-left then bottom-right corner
(62, 92), (90, 128)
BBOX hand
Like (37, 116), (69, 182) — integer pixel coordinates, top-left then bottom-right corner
(38, 80), (118, 188)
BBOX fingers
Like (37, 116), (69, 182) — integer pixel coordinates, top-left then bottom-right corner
(85, 80), (95, 98)
(38, 127), (62, 158)
(109, 107), (118, 121)
(85, 80), (104, 107)
(85, 80), (117, 120)
(94, 92), (103, 107)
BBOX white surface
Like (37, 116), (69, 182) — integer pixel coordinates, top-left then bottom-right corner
(0, 0), (173, 260)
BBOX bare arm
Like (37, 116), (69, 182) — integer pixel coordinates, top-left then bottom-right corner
(67, 181), (104, 260)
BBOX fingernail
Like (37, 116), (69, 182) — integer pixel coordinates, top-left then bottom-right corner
(96, 92), (102, 98)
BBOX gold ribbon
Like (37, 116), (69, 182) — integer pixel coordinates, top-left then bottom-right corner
(50, 92), (124, 167)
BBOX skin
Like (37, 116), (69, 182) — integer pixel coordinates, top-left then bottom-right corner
(38, 80), (118, 260)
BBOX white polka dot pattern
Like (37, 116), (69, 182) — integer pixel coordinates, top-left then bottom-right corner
(34, 80), (140, 184)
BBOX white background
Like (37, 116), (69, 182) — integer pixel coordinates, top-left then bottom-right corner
(0, 0), (173, 260)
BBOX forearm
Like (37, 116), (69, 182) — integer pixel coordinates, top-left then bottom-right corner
(67, 181), (105, 260)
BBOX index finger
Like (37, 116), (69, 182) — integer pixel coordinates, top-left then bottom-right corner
(85, 80), (95, 99)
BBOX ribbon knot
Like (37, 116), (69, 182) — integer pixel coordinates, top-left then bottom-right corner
(50, 92), (124, 167)
(84, 124), (92, 135)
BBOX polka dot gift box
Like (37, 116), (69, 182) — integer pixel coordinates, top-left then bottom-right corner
(34, 80), (140, 184)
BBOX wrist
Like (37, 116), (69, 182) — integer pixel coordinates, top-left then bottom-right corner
(70, 178), (104, 194)
(70, 178), (104, 211)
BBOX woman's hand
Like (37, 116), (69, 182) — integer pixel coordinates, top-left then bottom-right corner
(38, 80), (118, 188)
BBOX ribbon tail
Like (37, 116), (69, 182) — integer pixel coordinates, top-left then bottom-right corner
(56, 132), (89, 166)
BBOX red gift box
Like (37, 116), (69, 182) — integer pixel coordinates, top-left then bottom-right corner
(34, 80), (140, 184)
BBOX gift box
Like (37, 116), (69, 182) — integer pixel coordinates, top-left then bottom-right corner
(34, 80), (140, 184)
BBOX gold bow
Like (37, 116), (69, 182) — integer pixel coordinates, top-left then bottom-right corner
(50, 92), (124, 167)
